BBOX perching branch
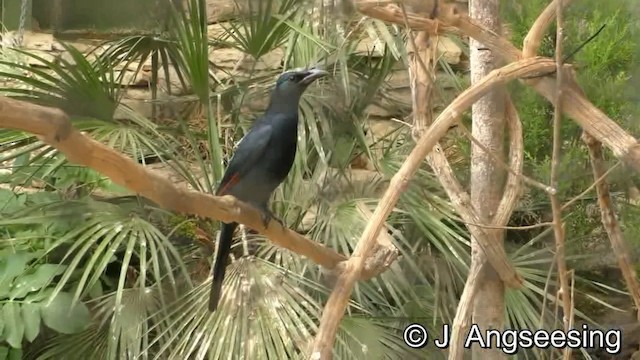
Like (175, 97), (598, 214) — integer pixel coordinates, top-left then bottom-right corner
(0, 96), (393, 279)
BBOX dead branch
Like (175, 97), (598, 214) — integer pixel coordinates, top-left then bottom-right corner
(456, 118), (553, 194)
(447, 95), (524, 359)
(494, 98), (525, 227)
(546, 2), (573, 359)
(402, 6), (436, 139)
(523, 0), (573, 58)
(356, 2), (640, 174)
(355, 201), (399, 280)
(356, 1), (458, 35)
(0, 96), (400, 278)
(448, 260), (483, 359)
(561, 161), (622, 211)
(309, 57), (553, 360)
(583, 132), (640, 326)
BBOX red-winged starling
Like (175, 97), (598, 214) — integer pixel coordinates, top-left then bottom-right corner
(209, 68), (328, 311)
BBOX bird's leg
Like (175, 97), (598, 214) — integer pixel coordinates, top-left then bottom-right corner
(254, 203), (283, 229)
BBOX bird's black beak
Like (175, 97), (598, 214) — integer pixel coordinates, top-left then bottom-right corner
(301, 68), (328, 85)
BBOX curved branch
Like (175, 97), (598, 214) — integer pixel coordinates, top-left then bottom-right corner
(522, 0), (573, 58)
(494, 96), (525, 227)
(357, 2), (640, 174)
(310, 57), (554, 359)
(0, 96), (375, 274)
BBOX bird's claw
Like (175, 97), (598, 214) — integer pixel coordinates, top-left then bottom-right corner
(259, 209), (283, 229)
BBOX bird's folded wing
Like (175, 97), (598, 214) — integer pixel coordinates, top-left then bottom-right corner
(216, 122), (273, 196)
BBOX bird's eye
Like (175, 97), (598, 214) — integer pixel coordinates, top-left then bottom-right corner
(288, 75), (296, 82)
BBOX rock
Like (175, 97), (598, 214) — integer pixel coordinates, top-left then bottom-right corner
(20, 31), (59, 51)
(118, 89), (154, 119)
(387, 68), (411, 89)
(352, 31), (460, 65)
(157, 66), (190, 95)
(205, 0), (250, 24)
(23, 49), (59, 67)
(368, 119), (401, 141)
(208, 46), (283, 80)
(118, 87), (197, 120)
(353, 36), (385, 57)
(116, 69), (151, 87)
(208, 23), (229, 40)
(146, 161), (205, 191)
(365, 102), (406, 118)
(437, 36), (462, 65)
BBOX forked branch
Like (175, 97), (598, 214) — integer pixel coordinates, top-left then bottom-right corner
(310, 57), (555, 359)
(357, 1), (640, 174)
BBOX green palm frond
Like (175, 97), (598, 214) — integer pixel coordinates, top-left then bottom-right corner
(3, 197), (190, 303)
(218, 0), (302, 61)
(0, 43), (121, 120)
(148, 256), (320, 359)
(33, 287), (162, 360)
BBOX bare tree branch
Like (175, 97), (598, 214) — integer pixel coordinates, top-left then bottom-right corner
(583, 131), (640, 336)
(309, 57), (553, 360)
(357, 2), (640, 174)
(448, 94), (524, 359)
(522, 0), (573, 58)
(456, 117), (554, 194)
(0, 96), (398, 279)
(546, 2), (573, 359)
(448, 260), (483, 359)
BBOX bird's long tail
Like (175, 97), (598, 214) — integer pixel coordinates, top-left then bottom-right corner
(209, 222), (238, 311)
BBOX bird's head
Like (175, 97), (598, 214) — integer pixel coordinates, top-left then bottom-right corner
(273, 68), (328, 96)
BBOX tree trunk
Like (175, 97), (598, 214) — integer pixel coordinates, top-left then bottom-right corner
(469, 0), (507, 358)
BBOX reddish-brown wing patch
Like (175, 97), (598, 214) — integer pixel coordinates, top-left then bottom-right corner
(216, 173), (240, 196)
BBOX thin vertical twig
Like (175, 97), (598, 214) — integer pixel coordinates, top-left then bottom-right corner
(548, 1), (573, 359)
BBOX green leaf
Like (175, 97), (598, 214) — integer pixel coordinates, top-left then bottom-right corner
(21, 302), (41, 342)
(0, 190), (27, 214)
(0, 251), (39, 298)
(87, 279), (103, 299)
(40, 292), (90, 334)
(2, 303), (25, 348)
(9, 264), (66, 299)
(0, 347), (7, 360)
(7, 347), (22, 360)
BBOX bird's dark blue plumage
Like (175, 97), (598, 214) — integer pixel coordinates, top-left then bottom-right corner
(209, 68), (328, 311)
